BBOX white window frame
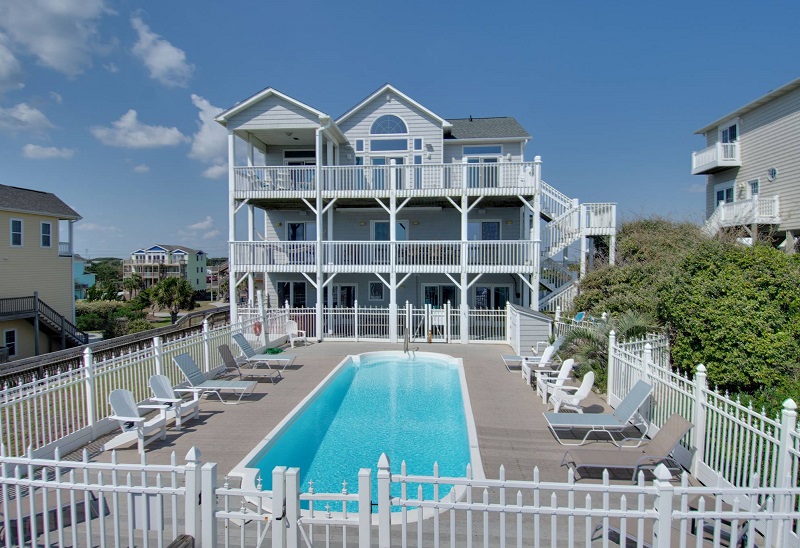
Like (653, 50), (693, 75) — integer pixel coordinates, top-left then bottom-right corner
(421, 284), (459, 307)
(468, 219), (502, 240)
(283, 150), (315, 166)
(327, 283), (358, 308)
(10, 218), (22, 247)
(370, 114), (409, 136)
(276, 280), (307, 308)
(4, 329), (16, 357)
(368, 281), (384, 302)
(473, 284), (512, 310)
(717, 118), (740, 143)
(40, 221), (52, 248)
(748, 178), (760, 198)
(286, 220), (317, 241)
(714, 180), (735, 204)
(371, 220), (410, 241)
(462, 145), (503, 157)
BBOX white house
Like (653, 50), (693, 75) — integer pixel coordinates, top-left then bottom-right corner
(123, 244), (207, 291)
(215, 84), (616, 342)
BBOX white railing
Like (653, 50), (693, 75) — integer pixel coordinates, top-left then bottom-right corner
(234, 165), (316, 192)
(540, 180), (574, 219)
(583, 202), (617, 235)
(541, 206), (581, 258)
(703, 195), (781, 236)
(540, 281), (579, 313)
(691, 141), (741, 174)
(58, 241), (72, 256)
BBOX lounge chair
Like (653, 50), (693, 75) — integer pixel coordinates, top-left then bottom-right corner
(535, 358), (575, 403)
(520, 345), (557, 385)
(501, 354), (524, 372)
(285, 319), (308, 348)
(219, 344), (281, 384)
(572, 311), (586, 323)
(561, 413), (692, 480)
(544, 380), (653, 445)
(148, 374), (201, 430)
(172, 353), (257, 405)
(549, 371), (595, 412)
(232, 333), (297, 371)
(104, 389), (167, 454)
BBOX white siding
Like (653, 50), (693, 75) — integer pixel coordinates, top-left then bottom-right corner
(227, 95), (321, 131)
(443, 142), (524, 164)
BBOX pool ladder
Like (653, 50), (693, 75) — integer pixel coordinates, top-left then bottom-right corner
(403, 329), (418, 358)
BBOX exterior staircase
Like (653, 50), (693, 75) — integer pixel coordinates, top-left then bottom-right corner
(0, 294), (88, 350)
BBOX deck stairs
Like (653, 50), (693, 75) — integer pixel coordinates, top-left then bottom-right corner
(0, 295), (88, 349)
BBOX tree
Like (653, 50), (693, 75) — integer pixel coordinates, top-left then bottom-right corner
(122, 274), (143, 300)
(86, 258), (123, 287)
(150, 277), (196, 324)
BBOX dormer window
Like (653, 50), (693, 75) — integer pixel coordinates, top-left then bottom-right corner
(371, 115), (407, 135)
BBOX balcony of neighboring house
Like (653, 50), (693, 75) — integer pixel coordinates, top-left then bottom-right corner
(229, 240), (539, 274)
(233, 161), (537, 200)
(691, 141), (742, 175)
(703, 194), (781, 236)
(58, 241), (73, 257)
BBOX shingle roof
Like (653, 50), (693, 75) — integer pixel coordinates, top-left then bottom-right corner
(445, 117), (530, 140)
(0, 184), (81, 220)
(156, 244), (204, 255)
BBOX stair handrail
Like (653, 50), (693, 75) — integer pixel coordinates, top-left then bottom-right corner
(36, 297), (89, 344)
(540, 180), (574, 219)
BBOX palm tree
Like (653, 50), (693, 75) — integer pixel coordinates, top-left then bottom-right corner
(150, 277), (195, 324)
(122, 274), (143, 300)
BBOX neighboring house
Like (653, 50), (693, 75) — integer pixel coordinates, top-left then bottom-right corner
(73, 254), (96, 299)
(215, 84), (616, 339)
(0, 184), (88, 361)
(692, 76), (800, 246)
(123, 245), (207, 291)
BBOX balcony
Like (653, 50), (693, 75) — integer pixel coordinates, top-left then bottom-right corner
(691, 142), (741, 175)
(703, 195), (780, 236)
(233, 162), (536, 199)
(58, 242), (72, 257)
(125, 258), (188, 266)
(229, 240), (538, 274)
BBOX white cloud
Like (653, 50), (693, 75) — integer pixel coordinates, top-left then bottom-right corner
(22, 144), (74, 159)
(91, 109), (189, 148)
(131, 17), (193, 88)
(0, 39), (23, 93)
(202, 229), (220, 240)
(76, 222), (120, 233)
(0, 0), (110, 77)
(133, 163), (149, 173)
(189, 216), (214, 231)
(202, 164), (227, 179)
(687, 183), (705, 194)
(103, 62), (118, 73)
(50, 91), (62, 104)
(0, 103), (54, 133)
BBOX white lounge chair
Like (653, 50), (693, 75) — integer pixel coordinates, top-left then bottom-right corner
(535, 358), (575, 403)
(219, 344), (282, 384)
(549, 370), (595, 413)
(232, 332), (297, 371)
(285, 320), (307, 348)
(104, 389), (167, 454)
(520, 345), (557, 385)
(544, 380), (652, 445)
(173, 353), (257, 405)
(149, 374), (201, 430)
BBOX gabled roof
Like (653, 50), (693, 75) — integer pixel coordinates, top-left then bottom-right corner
(445, 117), (530, 140)
(215, 87), (330, 126)
(0, 184), (81, 220)
(695, 76), (800, 134)
(336, 84), (452, 129)
(133, 244), (204, 255)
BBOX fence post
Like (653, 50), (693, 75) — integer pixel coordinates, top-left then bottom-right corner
(446, 301), (452, 343)
(652, 464), (674, 546)
(202, 319), (211, 372)
(354, 300), (360, 342)
(775, 398), (797, 547)
(257, 290), (269, 344)
(692, 364), (707, 476)
(606, 330), (616, 404)
(554, 305), (561, 323)
(284, 468), (300, 548)
(377, 453), (392, 548)
(200, 462), (217, 547)
(406, 301), (411, 337)
(643, 343), (652, 382)
(153, 336), (163, 376)
(272, 466), (286, 548)
(83, 347), (96, 436)
(184, 447), (202, 542)
(358, 468), (372, 548)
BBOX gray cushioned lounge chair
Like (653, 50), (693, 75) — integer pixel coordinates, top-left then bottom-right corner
(219, 344), (281, 384)
(173, 353), (257, 405)
(232, 333), (297, 371)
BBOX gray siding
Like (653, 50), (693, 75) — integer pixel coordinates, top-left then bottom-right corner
(227, 95), (321, 131)
(337, 94), (444, 164)
(443, 142), (524, 164)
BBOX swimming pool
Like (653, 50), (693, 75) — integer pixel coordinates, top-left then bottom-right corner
(230, 351), (483, 512)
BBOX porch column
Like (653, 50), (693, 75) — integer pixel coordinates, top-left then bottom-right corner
(316, 130), (324, 341)
(327, 203), (333, 316)
(247, 134), (254, 166)
(460, 194), (469, 344)
(532, 156), (542, 310)
(389, 174), (398, 343)
(227, 129), (237, 322)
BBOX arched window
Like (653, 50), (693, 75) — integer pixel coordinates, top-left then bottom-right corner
(371, 115), (407, 134)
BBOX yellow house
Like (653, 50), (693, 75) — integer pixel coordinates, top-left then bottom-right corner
(0, 185), (86, 361)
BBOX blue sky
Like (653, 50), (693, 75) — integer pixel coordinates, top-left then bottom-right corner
(0, 1), (797, 258)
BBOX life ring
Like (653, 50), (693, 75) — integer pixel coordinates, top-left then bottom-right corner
(253, 321), (263, 336)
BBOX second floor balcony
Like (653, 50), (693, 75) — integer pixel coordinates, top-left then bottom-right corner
(230, 240), (539, 274)
(703, 194), (780, 236)
(233, 162), (536, 199)
(691, 142), (741, 175)
(125, 257), (189, 266)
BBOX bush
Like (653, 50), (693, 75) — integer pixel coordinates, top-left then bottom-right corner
(658, 241), (800, 393)
(126, 318), (154, 335)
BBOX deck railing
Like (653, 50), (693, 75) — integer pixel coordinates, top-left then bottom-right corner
(703, 194), (781, 236)
(691, 141), (741, 174)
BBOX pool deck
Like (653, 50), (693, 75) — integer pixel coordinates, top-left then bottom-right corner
(89, 341), (611, 483)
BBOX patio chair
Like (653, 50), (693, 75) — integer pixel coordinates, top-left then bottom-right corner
(561, 413), (692, 481)
(531, 335), (565, 358)
(501, 354), (524, 372)
(572, 311), (586, 323)
(104, 389), (167, 454)
(285, 319), (308, 348)
(549, 370), (595, 413)
(232, 332), (296, 371)
(544, 380), (653, 445)
(148, 374), (201, 430)
(520, 345), (557, 385)
(172, 353), (257, 405)
(219, 344), (281, 384)
(535, 358), (575, 403)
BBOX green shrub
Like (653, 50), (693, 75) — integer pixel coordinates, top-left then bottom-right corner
(126, 318), (154, 335)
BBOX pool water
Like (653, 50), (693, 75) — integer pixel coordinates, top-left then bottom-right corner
(248, 353), (471, 508)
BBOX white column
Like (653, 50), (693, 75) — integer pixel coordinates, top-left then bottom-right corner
(389, 173), (398, 343)
(579, 204), (587, 276)
(532, 157), (542, 310)
(460, 194), (469, 344)
(227, 130), (238, 321)
(316, 131), (324, 341)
